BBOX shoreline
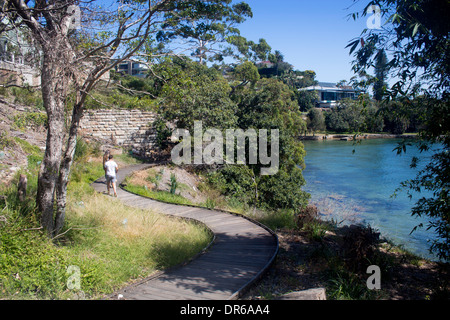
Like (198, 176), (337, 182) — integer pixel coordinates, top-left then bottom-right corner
(299, 133), (418, 141)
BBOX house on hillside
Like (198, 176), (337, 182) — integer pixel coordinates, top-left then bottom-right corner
(299, 82), (361, 108)
(0, 29), (40, 87)
(115, 60), (149, 78)
(256, 60), (275, 69)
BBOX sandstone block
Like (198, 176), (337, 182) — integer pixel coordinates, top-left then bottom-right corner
(275, 288), (327, 300)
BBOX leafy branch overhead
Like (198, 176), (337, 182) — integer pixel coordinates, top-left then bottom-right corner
(156, 0), (253, 63)
(349, 0), (449, 261)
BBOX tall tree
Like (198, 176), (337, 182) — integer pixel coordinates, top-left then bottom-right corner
(373, 49), (388, 101)
(156, 0), (252, 64)
(158, 57), (237, 130)
(307, 108), (325, 136)
(0, 0), (217, 236)
(249, 38), (271, 62)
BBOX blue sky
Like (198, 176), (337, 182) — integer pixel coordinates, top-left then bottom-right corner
(237, 0), (369, 83)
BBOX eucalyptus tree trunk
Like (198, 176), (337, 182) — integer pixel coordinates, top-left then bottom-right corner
(37, 48), (71, 235)
(54, 100), (84, 236)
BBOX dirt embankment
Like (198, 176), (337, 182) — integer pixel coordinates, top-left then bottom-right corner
(126, 165), (210, 204)
(0, 101), (46, 184)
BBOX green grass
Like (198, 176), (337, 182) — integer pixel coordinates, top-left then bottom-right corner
(0, 140), (212, 300)
(124, 183), (195, 206)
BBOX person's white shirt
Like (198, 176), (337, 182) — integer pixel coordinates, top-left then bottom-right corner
(104, 160), (118, 177)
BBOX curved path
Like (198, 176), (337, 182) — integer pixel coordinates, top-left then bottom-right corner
(92, 164), (279, 300)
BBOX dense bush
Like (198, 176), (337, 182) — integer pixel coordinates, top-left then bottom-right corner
(341, 225), (381, 272)
(0, 87), (43, 109)
(13, 112), (47, 131)
(323, 97), (427, 135)
(295, 204), (319, 229)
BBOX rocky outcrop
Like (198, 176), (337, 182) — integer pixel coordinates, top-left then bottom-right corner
(276, 288), (327, 300)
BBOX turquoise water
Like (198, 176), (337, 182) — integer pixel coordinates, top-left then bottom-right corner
(302, 138), (439, 261)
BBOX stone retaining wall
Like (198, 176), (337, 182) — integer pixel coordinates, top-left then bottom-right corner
(79, 109), (157, 151)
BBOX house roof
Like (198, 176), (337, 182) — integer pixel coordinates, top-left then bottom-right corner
(299, 82), (359, 92)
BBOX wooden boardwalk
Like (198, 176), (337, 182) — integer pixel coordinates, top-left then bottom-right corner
(91, 164), (279, 300)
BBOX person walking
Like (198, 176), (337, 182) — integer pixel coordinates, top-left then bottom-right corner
(103, 149), (111, 190)
(103, 150), (110, 172)
(104, 154), (119, 197)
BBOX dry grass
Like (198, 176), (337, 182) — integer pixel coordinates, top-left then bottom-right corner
(63, 191), (213, 296)
(69, 192), (211, 247)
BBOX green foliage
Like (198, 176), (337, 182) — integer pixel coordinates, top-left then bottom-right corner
(12, 112), (47, 131)
(251, 209), (297, 231)
(248, 38), (272, 62)
(0, 185), (105, 299)
(231, 61), (260, 90)
(125, 184), (193, 206)
(350, 0), (449, 96)
(0, 148), (211, 299)
(373, 49), (389, 101)
(322, 96), (426, 134)
(350, 0), (449, 260)
(296, 89), (319, 112)
(398, 131), (449, 260)
(0, 131), (15, 149)
(84, 88), (156, 111)
(258, 167), (309, 213)
(207, 165), (258, 207)
(1, 87), (43, 109)
(147, 168), (164, 188)
(118, 75), (155, 95)
(169, 173), (178, 195)
(157, 0), (253, 63)
(153, 117), (172, 149)
(204, 78), (310, 213)
(325, 99), (367, 133)
(0, 213), (69, 299)
(307, 108), (326, 134)
(13, 137), (42, 156)
(323, 96), (388, 134)
(157, 57), (237, 130)
(73, 138), (90, 162)
(326, 267), (379, 300)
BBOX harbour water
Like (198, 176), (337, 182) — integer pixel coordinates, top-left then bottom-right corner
(302, 138), (440, 261)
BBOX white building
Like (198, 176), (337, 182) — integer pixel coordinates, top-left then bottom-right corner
(115, 60), (149, 78)
(300, 82), (360, 108)
(0, 27), (41, 87)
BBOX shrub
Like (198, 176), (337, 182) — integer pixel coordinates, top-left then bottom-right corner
(0, 131), (15, 149)
(169, 173), (178, 194)
(295, 205), (319, 229)
(341, 224), (381, 272)
(153, 117), (172, 149)
(8, 87), (43, 109)
(13, 112), (47, 131)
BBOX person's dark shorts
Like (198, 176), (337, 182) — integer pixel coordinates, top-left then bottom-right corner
(105, 175), (117, 184)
